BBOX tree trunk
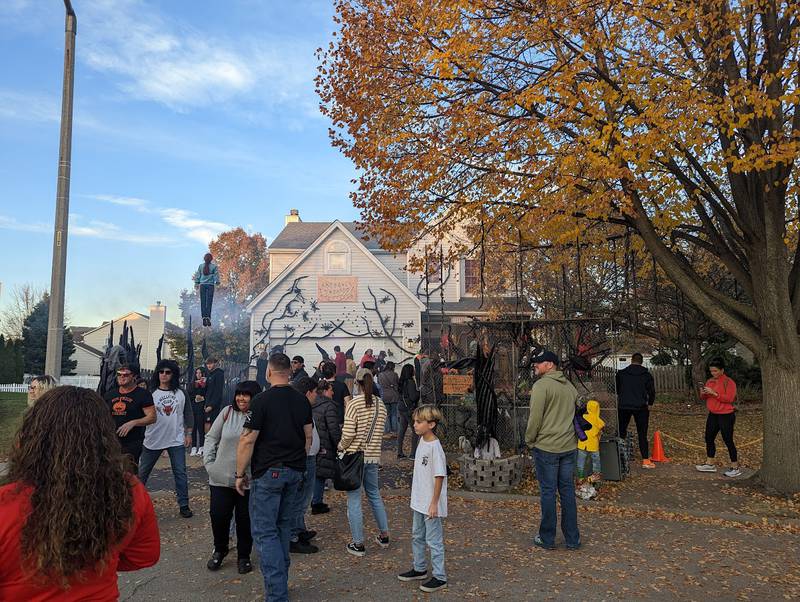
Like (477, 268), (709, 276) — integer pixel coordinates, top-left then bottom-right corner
(758, 359), (800, 494)
(688, 339), (705, 399)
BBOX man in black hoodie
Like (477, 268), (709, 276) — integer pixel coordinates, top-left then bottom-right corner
(615, 353), (657, 469)
(204, 357), (225, 434)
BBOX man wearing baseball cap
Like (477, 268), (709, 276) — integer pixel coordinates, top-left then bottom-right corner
(524, 350), (581, 551)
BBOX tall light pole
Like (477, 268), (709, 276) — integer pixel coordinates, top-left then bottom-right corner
(45, 0), (76, 380)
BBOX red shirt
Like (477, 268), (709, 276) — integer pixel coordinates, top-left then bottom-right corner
(700, 374), (737, 414)
(0, 477), (160, 601)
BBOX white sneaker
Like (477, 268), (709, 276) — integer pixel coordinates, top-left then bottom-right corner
(190, 447), (198, 457)
(695, 464), (717, 472)
(198, 447), (204, 456)
(724, 467), (743, 478)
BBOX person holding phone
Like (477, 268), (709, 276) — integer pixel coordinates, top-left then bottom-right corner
(695, 358), (741, 477)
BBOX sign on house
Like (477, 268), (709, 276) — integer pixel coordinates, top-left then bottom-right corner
(318, 276), (359, 302)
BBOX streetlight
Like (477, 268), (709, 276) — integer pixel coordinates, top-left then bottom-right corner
(45, 0), (76, 380)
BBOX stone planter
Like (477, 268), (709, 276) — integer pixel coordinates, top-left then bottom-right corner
(460, 454), (525, 493)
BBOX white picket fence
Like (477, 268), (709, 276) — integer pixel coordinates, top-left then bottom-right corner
(0, 384), (28, 393)
(0, 375), (100, 393)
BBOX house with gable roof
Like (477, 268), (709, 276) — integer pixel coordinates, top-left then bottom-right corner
(246, 210), (522, 365)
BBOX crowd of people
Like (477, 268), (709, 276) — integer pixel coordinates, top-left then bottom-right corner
(2, 344), (743, 600)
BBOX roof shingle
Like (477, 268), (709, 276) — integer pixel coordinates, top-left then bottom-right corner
(269, 222), (385, 251)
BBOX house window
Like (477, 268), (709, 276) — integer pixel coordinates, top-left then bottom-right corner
(464, 258), (481, 293)
(325, 240), (351, 274)
(425, 255), (441, 283)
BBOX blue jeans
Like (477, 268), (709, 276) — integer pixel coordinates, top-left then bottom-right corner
(576, 449), (601, 477)
(249, 467), (303, 602)
(384, 402), (398, 433)
(292, 456), (316, 540)
(533, 448), (580, 548)
(412, 510), (446, 581)
(312, 476), (326, 506)
(346, 463), (389, 544)
(199, 283), (214, 319)
(138, 445), (189, 508)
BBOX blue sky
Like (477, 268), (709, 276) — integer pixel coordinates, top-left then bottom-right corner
(0, 0), (358, 327)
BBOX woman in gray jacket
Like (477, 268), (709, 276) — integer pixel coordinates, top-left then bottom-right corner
(203, 380), (262, 574)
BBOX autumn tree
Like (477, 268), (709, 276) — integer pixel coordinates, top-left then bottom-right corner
(208, 227), (270, 304)
(319, 1), (800, 491)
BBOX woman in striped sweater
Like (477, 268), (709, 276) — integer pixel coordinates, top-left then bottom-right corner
(339, 368), (389, 557)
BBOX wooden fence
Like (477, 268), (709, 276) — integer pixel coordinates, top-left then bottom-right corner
(593, 364), (687, 393)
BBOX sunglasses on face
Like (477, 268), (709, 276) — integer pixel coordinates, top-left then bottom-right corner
(116, 371), (133, 377)
(159, 369), (172, 375)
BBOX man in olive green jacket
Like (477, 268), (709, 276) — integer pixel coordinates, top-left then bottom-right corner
(525, 350), (581, 550)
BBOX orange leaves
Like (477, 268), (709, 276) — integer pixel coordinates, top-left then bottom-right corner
(318, 0), (800, 288)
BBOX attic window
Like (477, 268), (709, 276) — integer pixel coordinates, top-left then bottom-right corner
(325, 240), (351, 274)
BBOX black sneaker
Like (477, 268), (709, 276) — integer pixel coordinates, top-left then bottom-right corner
(420, 577), (447, 593)
(398, 569), (428, 581)
(179, 506), (193, 518)
(374, 534), (390, 549)
(237, 557), (253, 574)
(346, 542), (366, 557)
(206, 549), (227, 571)
(311, 503), (330, 515)
(298, 529), (317, 543)
(290, 540), (319, 554)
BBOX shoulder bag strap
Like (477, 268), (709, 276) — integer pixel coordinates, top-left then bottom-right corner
(363, 402), (380, 448)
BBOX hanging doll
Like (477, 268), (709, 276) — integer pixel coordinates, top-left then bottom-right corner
(194, 253), (220, 327)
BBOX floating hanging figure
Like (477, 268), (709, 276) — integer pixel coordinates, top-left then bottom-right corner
(194, 252), (220, 327)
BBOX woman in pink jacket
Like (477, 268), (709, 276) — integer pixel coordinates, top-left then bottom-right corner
(695, 357), (740, 477)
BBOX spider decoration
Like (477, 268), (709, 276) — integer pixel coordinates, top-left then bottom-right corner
(519, 324), (611, 392)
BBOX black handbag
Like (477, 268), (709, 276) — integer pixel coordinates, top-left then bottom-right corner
(333, 403), (379, 491)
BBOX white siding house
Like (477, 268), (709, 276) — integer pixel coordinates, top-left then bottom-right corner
(72, 304), (174, 374)
(247, 222), (425, 365)
(248, 212), (526, 367)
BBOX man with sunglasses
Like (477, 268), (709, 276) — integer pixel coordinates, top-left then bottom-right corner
(104, 363), (155, 465)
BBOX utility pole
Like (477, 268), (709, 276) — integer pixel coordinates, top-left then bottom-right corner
(45, 1), (76, 380)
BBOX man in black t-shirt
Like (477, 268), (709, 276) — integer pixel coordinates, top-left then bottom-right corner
(321, 361), (351, 425)
(104, 363), (156, 464)
(236, 353), (312, 600)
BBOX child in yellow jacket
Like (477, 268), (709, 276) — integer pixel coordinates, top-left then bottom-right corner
(577, 400), (605, 483)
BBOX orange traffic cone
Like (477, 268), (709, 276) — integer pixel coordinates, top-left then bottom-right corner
(650, 431), (669, 462)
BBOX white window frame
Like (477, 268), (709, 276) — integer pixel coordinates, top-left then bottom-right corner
(325, 240), (351, 274)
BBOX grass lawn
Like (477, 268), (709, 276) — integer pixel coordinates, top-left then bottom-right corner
(0, 393), (27, 461)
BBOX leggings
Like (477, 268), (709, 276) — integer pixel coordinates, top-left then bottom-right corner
(191, 402), (205, 448)
(705, 412), (737, 463)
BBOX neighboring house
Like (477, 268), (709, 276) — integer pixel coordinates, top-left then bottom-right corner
(70, 303), (178, 375)
(247, 210), (524, 365)
(601, 350), (655, 370)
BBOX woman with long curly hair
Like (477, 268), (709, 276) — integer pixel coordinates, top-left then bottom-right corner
(0, 386), (160, 599)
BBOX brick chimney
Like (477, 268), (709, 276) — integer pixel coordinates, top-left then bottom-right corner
(285, 209), (301, 225)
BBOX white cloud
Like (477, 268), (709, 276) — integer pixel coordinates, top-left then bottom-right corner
(0, 213), (176, 245)
(77, 0), (318, 117)
(158, 208), (231, 244)
(87, 194), (231, 245)
(0, 214), (50, 233)
(0, 90), (59, 123)
(90, 194), (150, 210)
